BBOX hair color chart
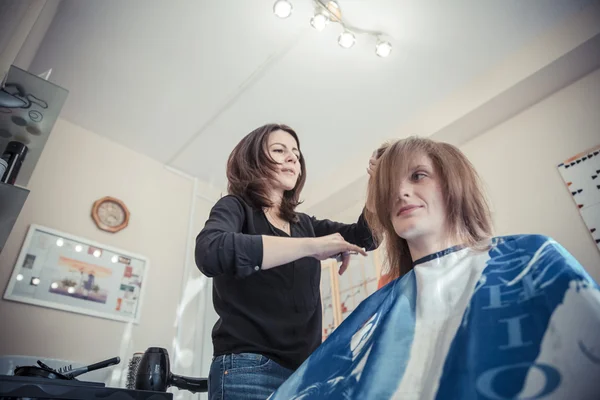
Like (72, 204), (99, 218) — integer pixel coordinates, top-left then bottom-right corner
(558, 144), (600, 251)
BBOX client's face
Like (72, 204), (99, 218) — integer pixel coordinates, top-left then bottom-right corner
(389, 154), (448, 241)
(267, 130), (302, 191)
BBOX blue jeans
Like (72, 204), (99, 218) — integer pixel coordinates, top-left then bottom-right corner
(209, 353), (294, 400)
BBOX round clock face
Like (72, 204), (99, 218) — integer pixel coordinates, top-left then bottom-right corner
(92, 197), (129, 233)
(97, 200), (126, 227)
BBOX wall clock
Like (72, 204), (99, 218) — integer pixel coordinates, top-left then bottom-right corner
(91, 196), (130, 233)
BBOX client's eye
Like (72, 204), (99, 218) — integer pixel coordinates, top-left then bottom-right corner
(273, 149), (284, 153)
(412, 172), (427, 181)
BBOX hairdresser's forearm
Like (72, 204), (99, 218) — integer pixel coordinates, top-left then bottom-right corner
(261, 236), (314, 270)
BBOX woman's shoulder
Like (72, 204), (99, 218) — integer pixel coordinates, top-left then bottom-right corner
(210, 194), (259, 218)
(293, 211), (325, 230)
(294, 210), (311, 222)
(213, 194), (251, 210)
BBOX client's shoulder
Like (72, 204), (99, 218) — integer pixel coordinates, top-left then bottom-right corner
(491, 233), (556, 250)
(488, 234), (577, 267)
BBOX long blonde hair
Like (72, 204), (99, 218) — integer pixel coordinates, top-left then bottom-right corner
(366, 137), (493, 279)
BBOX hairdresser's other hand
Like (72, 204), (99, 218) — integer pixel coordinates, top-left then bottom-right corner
(366, 149), (379, 213)
(308, 234), (367, 274)
(367, 150), (378, 177)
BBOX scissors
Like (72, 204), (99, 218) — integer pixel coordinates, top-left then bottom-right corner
(333, 251), (359, 262)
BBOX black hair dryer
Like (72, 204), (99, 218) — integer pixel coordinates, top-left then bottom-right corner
(134, 347), (207, 393)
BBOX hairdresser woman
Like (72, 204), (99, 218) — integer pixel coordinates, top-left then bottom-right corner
(195, 123), (377, 400)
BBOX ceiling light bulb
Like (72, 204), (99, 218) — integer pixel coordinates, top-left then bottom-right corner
(68, 286), (75, 294)
(112, 255), (119, 263)
(51, 282), (58, 289)
(273, 0), (293, 19)
(376, 41), (392, 57)
(56, 238), (64, 247)
(310, 13), (328, 31)
(75, 245), (83, 252)
(32, 277), (40, 286)
(338, 31), (356, 49)
(16, 274), (23, 281)
(93, 250), (101, 258)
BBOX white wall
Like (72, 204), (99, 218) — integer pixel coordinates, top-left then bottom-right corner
(13, 0), (62, 72)
(0, 119), (197, 365)
(190, 198), (219, 380)
(461, 68), (600, 281)
(0, 0), (47, 82)
(330, 68), (600, 281)
(168, 194), (218, 389)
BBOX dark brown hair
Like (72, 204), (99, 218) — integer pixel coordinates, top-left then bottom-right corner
(366, 137), (493, 279)
(226, 123), (306, 222)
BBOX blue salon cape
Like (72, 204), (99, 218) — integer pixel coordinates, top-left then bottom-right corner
(270, 235), (600, 400)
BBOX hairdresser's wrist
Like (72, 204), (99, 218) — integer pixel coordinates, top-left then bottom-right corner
(303, 237), (319, 259)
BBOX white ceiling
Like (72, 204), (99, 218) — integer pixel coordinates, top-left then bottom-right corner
(28, 0), (595, 202)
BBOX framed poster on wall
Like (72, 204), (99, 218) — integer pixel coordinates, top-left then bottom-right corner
(3, 224), (149, 323)
(320, 247), (385, 340)
(320, 261), (340, 341)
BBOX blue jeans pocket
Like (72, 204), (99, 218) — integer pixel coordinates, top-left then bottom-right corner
(209, 353), (292, 400)
(228, 353), (271, 373)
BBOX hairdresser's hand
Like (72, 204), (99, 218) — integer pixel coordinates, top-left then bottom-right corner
(367, 150), (378, 177)
(365, 149), (380, 213)
(308, 233), (367, 275)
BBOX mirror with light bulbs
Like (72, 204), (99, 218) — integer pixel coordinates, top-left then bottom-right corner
(3, 224), (149, 324)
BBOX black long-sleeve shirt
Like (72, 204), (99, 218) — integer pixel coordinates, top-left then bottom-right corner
(195, 195), (377, 370)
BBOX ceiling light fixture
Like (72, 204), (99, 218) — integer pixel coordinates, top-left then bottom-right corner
(338, 31), (356, 49)
(273, 0), (293, 19)
(375, 40), (392, 57)
(274, 0), (392, 58)
(310, 12), (328, 31)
